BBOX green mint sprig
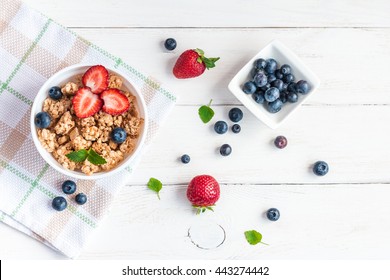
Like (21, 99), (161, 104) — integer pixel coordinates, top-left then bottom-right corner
(147, 177), (163, 200)
(198, 99), (215, 124)
(66, 148), (107, 165)
(244, 230), (269, 246)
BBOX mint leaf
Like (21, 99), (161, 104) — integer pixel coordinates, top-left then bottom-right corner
(66, 149), (88, 162)
(198, 99), (214, 124)
(147, 177), (163, 200)
(87, 148), (107, 165)
(244, 230), (268, 246)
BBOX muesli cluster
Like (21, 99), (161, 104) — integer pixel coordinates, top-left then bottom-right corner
(34, 65), (144, 175)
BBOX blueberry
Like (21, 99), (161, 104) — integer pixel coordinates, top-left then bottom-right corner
(260, 83), (271, 91)
(62, 180), (76, 194)
(243, 81), (256, 94)
(313, 161), (329, 176)
(264, 87), (280, 102)
(287, 82), (297, 93)
(181, 154), (190, 164)
(272, 79), (284, 92)
(275, 69), (284, 80)
(252, 91), (265, 104)
(274, 136), (288, 149)
(75, 193), (87, 205)
(296, 80), (311, 94)
(267, 208), (280, 221)
(280, 64), (291, 75)
(251, 68), (262, 78)
(231, 124), (241, 134)
(279, 92), (288, 103)
(48, 86), (62, 100)
(267, 99), (283, 113)
(214, 121), (228, 134)
(34, 112), (51, 129)
(253, 72), (268, 87)
(281, 83), (288, 92)
(164, 38), (177, 51)
(52, 196), (67, 211)
(267, 74), (276, 84)
(255, 58), (267, 69)
(283, 73), (295, 84)
(111, 127), (127, 144)
(220, 144), (232, 156)
(265, 58), (277, 74)
(287, 92), (298, 103)
(228, 108), (243, 123)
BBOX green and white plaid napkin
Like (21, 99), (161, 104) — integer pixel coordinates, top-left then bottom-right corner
(0, 0), (176, 258)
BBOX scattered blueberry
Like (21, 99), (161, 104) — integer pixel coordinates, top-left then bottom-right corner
(267, 208), (280, 221)
(75, 193), (87, 205)
(280, 64), (291, 75)
(313, 161), (329, 176)
(111, 127), (127, 144)
(272, 79), (284, 92)
(283, 73), (295, 84)
(275, 69), (284, 80)
(228, 108), (243, 123)
(214, 121), (228, 134)
(296, 80), (311, 94)
(265, 58), (277, 74)
(287, 82), (297, 93)
(264, 87), (280, 102)
(267, 74), (276, 84)
(52, 196), (67, 211)
(231, 124), (241, 134)
(274, 136), (288, 149)
(267, 99), (283, 113)
(62, 180), (76, 195)
(287, 92), (298, 103)
(255, 58), (267, 69)
(34, 112), (51, 129)
(254, 72), (268, 87)
(243, 81), (257, 94)
(180, 154), (190, 164)
(164, 38), (177, 51)
(220, 144), (232, 156)
(48, 86), (62, 100)
(279, 92), (288, 103)
(252, 91), (265, 104)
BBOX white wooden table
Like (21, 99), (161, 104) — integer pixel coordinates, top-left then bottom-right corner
(1, 0), (390, 259)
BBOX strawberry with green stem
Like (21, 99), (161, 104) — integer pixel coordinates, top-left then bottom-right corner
(187, 175), (220, 214)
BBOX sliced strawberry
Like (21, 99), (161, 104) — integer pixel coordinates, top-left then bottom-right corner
(100, 89), (130, 115)
(82, 65), (109, 94)
(72, 87), (103, 118)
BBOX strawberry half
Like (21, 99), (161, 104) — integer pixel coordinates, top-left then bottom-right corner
(100, 89), (130, 115)
(187, 175), (220, 214)
(72, 87), (103, 118)
(82, 65), (109, 94)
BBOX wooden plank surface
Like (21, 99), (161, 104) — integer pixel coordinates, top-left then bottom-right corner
(23, 0), (390, 28)
(1, 0), (390, 260)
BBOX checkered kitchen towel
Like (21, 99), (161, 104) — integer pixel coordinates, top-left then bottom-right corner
(0, 0), (176, 258)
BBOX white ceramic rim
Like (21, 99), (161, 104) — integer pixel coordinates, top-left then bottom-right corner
(228, 39), (321, 129)
(30, 64), (149, 180)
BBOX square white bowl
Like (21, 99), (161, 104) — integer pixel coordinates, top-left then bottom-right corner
(228, 40), (320, 129)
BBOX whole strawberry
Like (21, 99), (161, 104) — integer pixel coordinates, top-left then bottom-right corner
(173, 49), (220, 79)
(187, 175), (220, 214)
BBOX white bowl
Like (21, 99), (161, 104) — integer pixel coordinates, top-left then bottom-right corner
(30, 64), (148, 180)
(228, 40), (320, 129)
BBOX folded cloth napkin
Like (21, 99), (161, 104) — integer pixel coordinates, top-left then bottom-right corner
(0, 0), (176, 258)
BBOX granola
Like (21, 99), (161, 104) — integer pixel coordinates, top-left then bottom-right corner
(36, 69), (144, 175)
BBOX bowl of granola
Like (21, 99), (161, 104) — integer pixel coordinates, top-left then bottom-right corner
(30, 64), (148, 180)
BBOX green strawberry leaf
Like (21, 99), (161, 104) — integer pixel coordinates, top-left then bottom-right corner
(66, 149), (88, 163)
(203, 57), (220, 69)
(147, 177), (163, 200)
(198, 99), (215, 124)
(244, 230), (269, 246)
(87, 148), (107, 165)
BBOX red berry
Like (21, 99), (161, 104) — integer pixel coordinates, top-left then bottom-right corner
(82, 65), (109, 94)
(187, 175), (220, 214)
(100, 88), (130, 115)
(72, 87), (103, 118)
